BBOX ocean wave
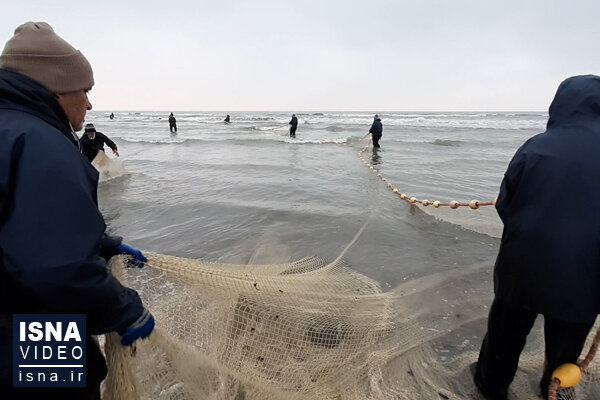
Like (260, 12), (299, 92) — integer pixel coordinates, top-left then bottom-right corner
(222, 134), (351, 145)
(427, 139), (463, 147)
(120, 137), (186, 144)
(90, 113), (545, 131)
(383, 118), (543, 130)
(118, 135), (353, 146)
(272, 137), (350, 145)
(245, 116), (276, 121)
(248, 125), (289, 132)
(325, 125), (346, 132)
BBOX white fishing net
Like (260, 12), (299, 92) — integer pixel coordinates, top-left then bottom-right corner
(92, 151), (128, 182)
(102, 254), (600, 400)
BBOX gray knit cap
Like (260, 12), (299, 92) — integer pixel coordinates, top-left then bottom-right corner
(0, 21), (94, 94)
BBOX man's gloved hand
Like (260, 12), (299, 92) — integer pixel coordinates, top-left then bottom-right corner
(120, 308), (155, 346)
(116, 243), (147, 267)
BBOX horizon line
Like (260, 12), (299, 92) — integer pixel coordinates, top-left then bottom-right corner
(92, 109), (547, 113)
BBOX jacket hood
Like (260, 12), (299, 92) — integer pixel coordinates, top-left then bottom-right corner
(547, 74), (600, 128)
(0, 69), (78, 147)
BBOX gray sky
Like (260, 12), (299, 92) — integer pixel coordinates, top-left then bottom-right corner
(2, 1), (599, 111)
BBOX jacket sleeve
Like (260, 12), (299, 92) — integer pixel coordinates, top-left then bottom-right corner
(496, 144), (527, 222)
(0, 132), (23, 227)
(369, 122), (375, 133)
(100, 132), (118, 152)
(100, 233), (123, 260)
(0, 130), (143, 335)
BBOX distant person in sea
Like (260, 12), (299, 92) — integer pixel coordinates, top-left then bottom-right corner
(169, 112), (177, 132)
(473, 75), (600, 400)
(224, 114), (230, 124)
(369, 114), (383, 148)
(80, 123), (119, 162)
(289, 113), (298, 137)
(109, 112), (114, 119)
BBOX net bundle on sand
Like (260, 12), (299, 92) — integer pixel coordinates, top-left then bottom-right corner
(102, 254), (600, 400)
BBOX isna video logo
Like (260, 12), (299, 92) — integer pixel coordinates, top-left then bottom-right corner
(13, 314), (86, 387)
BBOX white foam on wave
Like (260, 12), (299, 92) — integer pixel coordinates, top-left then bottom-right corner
(280, 137), (349, 144)
(222, 135), (351, 145)
(120, 137), (186, 144)
(249, 125), (289, 132)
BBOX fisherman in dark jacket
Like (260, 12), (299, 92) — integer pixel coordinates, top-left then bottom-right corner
(369, 114), (383, 147)
(474, 75), (600, 400)
(80, 123), (119, 162)
(289, 114), (298, 137)
(0, 22), (154, 398)
(169, 112), (177, 132)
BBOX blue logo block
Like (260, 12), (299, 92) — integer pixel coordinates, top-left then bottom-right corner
(12, 314), (86, 387)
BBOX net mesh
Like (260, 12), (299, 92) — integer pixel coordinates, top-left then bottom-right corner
(92, 151), (128, 182)
(102, 254), (600, 399)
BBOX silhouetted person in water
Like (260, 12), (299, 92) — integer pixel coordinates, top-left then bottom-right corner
(369, 114), (383, 148)
(109, 112), (114, 120)
(169, 112), (177, 132)
(224, 114), (230, 124)
(289, 114), (298, 137)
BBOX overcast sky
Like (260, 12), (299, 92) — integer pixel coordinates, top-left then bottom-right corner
(2, 1), (599, 111)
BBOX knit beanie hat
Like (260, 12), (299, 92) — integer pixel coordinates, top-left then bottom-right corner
(0, 21), (94, 94)
(84, 123), (96, 133)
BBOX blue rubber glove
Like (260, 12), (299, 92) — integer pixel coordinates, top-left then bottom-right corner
(116, 243), (147, 267)
(120, 308), (155, 346)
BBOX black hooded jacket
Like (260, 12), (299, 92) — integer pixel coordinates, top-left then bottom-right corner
(369, 118), (382, 138)
(0, 69), (143, 334)
(494, 75), (600, 324)
(289, 116), (298, 128)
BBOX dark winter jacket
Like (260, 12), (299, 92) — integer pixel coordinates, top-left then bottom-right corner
(80, 131), (118, 162)
(369, 118), (383, 138)
(0, 69), (143, 334)
(169, 115), (177, 127)
(289, 116), (298, 128)
(494, 74), (600, 324)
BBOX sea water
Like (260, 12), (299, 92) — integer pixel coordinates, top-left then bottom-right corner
(86, 111), (545, 289)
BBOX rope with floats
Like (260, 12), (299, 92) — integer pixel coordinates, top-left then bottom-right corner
(356, 141), (498, 209)
(353, 135), (600, 398)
